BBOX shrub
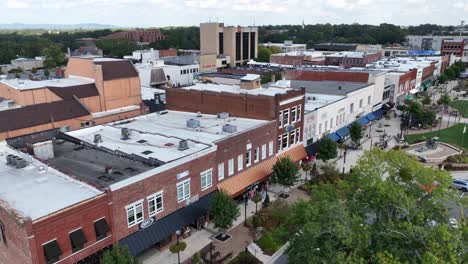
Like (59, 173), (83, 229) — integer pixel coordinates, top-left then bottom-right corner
(256, 233), (280, 255)
(228, 251), (261, 264)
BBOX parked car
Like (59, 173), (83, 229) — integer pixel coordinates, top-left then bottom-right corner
(452, 179), (468, 192)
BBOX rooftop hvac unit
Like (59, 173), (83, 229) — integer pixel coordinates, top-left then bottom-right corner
(217, 112), (230, 119)
(6, 154), (15, 165)
(94, 134), (103, 144)
(178, 140), (189, 151)
(186, 119), (201, 128)
(15, 158), (27, 169)
(121, 128), (130, 140)
(222, 124), (237, 133)
(196, 111), (202, 117)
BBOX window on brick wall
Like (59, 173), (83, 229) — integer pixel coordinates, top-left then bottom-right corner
(43, 240), (62, 264)
(254, 147), (259, 163)
(261, 144), (267, 160)
(283, 109), (290, 126)
(148, 191), (164, 217)
(177, 179), (191, 203)
(291, 107), (297, 123)
(0, 221), (5, 245)
(282, 133), (289, 149)
(218, 163), (225, 180)
(297, 105), (302, 121)
(69, 228), (87, 253)
(269, 141), (274, 156)
(126, 200), (144, 227)
(278, 111), (283, 128)
(201, 169), (213, 191)
(228, 159), (234, 176)
(237, 154), (244, 171)
(245, 150), (251, 167)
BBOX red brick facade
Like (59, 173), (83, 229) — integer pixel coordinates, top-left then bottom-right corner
(396, 70), (417, 95)
(324, 52), (381, 68)
(104, 29), (166, 43)
(441, 40), (465, 57)
(0, 206), (32, 264)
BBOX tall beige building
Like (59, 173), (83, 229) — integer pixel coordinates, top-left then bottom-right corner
(200, 22), (258, 67)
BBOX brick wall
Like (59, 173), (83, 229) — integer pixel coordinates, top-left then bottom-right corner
(30, 194), (113, 264)
(0, 206), (32, 264)
(397, 70), (417, 94)
(284, 70), (370, 83)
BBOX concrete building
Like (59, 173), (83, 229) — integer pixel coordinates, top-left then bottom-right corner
(135, 60), (199, 88)
(406, 35), (468, 51)
(200, 22), (258, 67)
(324, 51), (382, 68)
(7, 57), (45, 71)
(261, 41), (306, 53)
(382, 46), (410, 57)
(441, 40), (468, 62)
(125, 49), (177, 64)
(0, 57), (143, 140)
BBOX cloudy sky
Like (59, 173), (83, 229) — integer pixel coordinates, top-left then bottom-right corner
(1, 0), (467, 27)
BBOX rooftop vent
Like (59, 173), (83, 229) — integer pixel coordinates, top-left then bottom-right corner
(6, 154), (15, 165)
(178, 140), (189, 151)
(196, 111), (202, 117)
(94, 134), (103, 144)
(158, 110), (168, 115)
(338, 86), (342, 90)
(217, 112), (230, 119)
(121, 128), (130, 140)
(15, 157), (27, 169)
(222, 124), (237, 133)
(187, 118), (201, 128)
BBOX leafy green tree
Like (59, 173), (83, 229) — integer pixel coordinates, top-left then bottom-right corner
(43, 69), (50, 78)
(438, 73), (448, 84)
(421, 95), (431, 106)
(210, 190), (240, 237)
(317, 136), (338, 162)
(281, 149), (465, 263)
(349, 122), (363, 145)
(252, 192), (262, 215)
(271, 157), (300, 189)
(445, 68), (456, 80)
(437, 92), (451, 106)
(317, 163), (341, 184)
(102, 245), (138, 264)
(96, 38), (137, 58)
(257, 45), (282, 62)
(301, 162), (312, 181)
(43, 45), (65, 68)
(170, 241), (186, 263)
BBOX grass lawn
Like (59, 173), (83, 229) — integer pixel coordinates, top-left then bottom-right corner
(449, 100), (468, 117)
(406, 124), (468, 149)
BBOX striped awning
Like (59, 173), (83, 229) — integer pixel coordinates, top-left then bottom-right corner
(217, 145), (307, 197)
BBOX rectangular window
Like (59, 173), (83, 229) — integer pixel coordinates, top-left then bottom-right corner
(296, 128), (301, 144)
(350, 103), (354, 113)
(94, 218), (110, 241)
(126, 200), (144, 228)
(201, 169), (213, 191)
(218, 163), (225, 180)
(279, 111), (283, 127)
(291, 107), (297, 123)
(237, 154), (244, 171)
(43, 240), (62, 264)
(278, 136), (282, 151)
(319, 123), (322, 134)
(368, 96), (371, 105)
(254, 147), (259, 163)
(290, 131), (296, 146)
(177, 179), (191, 203)
(282, 133), (289, 149)
(228, 159), (234, 176)
(297, 105), (302, 121)
(148, 191), (164, 217)
(269, 141), (274, 156)
(283, 109), (290, 126)
(359, 99), (363, 108)
(245, 150), (251, 167)
(261, 144), (267, 160)
(69, 229), (87, 253)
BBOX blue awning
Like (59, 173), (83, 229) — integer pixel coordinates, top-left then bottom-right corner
(119, 192), (214, 256)
(365, 113), (377, 121)
(336, 126), (350, 139)
(374, 109), (384, 118)
(356, 116), (370, 126)
(305, 142), (319, 156)
(327, 133), (341, 142)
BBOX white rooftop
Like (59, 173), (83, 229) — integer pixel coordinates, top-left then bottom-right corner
(141, 86), (165, 101)
(366, 57), (437, 72)
(261, 42), (306, 47)
(92, 57), (126, 62)
(326, 51), (377, 58)
(0, 76), (95, 90)
(184, 82), (291, 96)
(304, 94), (345, 112)
(0, 142), (102, 221)
(240, 74), (260, 81)
(272, 51), (323, 57)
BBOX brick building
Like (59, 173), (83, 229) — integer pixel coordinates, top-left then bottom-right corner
(441, 40), (465, 57)
(270, 51), (325, 66)
(103, 29), (166, 43)
(0, 58), (143, 140)
(324, 51), (382, 68)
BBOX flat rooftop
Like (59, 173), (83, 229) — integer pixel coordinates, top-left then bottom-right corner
(184, 82), (291, 96)
(326, 51), (378, 58)
(0, 142), (102, 221)
(272, 80), (371, 95)
(366, 58), (435, 71)
(304, 93), (345, 112)
(272, 51), (323, 57)
(0, 76), (95, 91)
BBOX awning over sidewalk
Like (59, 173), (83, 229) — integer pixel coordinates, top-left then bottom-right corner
(373, 109), (384, 118)
(327, 133), (341, 142)
(409, 89), (418, 94)
(119, 192), (214, 256)
(336, 126), (350, 139)
(355, 116), (370, 126)
(365, 113), (377, 122)
(421, 80), (432, 90)
(217, 145), (307, 197)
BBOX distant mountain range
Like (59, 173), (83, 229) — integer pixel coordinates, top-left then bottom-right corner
(0, 23), (117, 30)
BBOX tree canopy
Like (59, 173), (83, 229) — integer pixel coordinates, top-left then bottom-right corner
(209, 190), (239, 234)
(43, 44), (65, 69)
(257, 45), (282, 62)
(102, 245), (138, 264)
(279, 149), (466, 263)
(349, 122), (363, 145)
(398, 99), (437, 129)
(271, 157), (300, 189)
(96, 38), (137, 58)
(317, 136), (338, 162)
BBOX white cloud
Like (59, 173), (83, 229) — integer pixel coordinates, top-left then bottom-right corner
(6, 0), (30, 8)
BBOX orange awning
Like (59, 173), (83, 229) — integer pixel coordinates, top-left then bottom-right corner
(217, 145), (307, 197)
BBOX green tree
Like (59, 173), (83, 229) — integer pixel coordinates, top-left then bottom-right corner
(301, 162), (312, 181)
(445, 68), (456, 80)
(43, 69), (50, 78)
(102, 245), (138, 264)
(349, 122), (363, 146)
(170, 241), (187, 264)
(281, 149), (465, 263)
(317, 136), (338, 162)
(43, 45), (65, 68)
(271, 157), (300, 190)
(438, 73), (448, 84)
(317, 163), (341, 184)
(437, 92), (451, 106)
(252, 192), (262, 215)
(96, 38), (137, 58)
(210, 190), (240, 237)
(257, 45), (282, 62)
(421, 95), (431, 106)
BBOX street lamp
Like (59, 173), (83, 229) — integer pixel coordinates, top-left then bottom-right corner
(175, 230), (181, 264)
(243, 192), (248, 227)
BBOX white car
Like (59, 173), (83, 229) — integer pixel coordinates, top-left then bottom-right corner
(451, 179), (468, 192)
(449, 218), (459, 229)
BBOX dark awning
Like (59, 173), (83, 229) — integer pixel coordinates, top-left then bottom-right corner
(373, 109), (384, 118)
(382, 102), (394, 111)
(119, 192), (214, 256)
(70, 229), (87, 248)
(94, 219), (110, 237)
(422, 80), (432, 89)
(43, 240), (62, 261)
(365, 113), (377, 122)
(305, 142), (319, 157)
(327, 133), (341, 142)
(355, 116), (370, 126)
(336, 126), (350, 139)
